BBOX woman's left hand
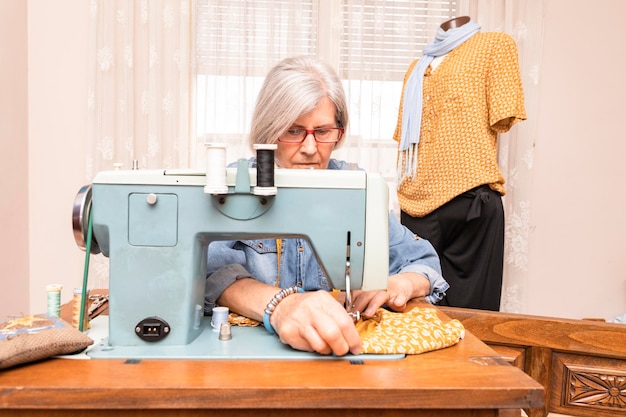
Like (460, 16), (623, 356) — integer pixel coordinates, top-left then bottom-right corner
(347, 273), (430, 318)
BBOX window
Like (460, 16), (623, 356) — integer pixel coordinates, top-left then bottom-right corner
(195, 0), (457, 184)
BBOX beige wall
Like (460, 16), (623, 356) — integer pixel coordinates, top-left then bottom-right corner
(1, 0), (625, 322)
(0, 0), (29, 318)
(528, 0), (626, 320)
(26, 0), (89, 314)
(0, 0), (88, 320)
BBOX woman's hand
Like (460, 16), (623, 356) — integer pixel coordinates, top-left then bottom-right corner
(218, 279), (362, 356)
(348, 273), (431, 318)
(270, 290), (362, 356)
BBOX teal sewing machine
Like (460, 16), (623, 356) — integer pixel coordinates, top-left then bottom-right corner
(73, 156), (392, 360)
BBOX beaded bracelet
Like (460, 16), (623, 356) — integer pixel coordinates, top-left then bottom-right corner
(263, 286), (304, 335)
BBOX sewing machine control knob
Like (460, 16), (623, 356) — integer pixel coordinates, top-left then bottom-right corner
(146, 193), (158, 205)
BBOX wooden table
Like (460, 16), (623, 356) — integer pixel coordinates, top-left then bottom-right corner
(0, 302), (543, 416)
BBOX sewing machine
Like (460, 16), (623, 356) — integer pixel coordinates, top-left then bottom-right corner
(73, 154), (392, 359)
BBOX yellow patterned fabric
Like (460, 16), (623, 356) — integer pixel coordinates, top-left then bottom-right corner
(356, 307), (465, 355)
(394, 32), (526, 217)
(228, 312), (261, 327)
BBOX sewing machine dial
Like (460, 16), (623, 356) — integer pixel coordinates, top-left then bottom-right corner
(72, 184), (101, 254)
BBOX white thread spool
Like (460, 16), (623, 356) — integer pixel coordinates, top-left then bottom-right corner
(211, 306), (229, 331)
(203, 143), (228, 194)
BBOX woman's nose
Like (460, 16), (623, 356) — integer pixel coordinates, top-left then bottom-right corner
(299, 132), (318, 154)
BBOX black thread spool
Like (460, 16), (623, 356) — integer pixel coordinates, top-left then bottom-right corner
(256, 147), (275, 187)
(253, 144), (278, 196)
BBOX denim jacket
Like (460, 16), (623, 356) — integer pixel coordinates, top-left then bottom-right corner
(204, 158), (448, 312)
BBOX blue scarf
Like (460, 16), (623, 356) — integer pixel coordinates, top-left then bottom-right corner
(398, 19), (481, 183)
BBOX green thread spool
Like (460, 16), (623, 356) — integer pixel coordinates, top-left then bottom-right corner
(46, 284), (63, 317)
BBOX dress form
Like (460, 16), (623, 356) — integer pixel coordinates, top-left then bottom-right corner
(440, 16), (471, 31)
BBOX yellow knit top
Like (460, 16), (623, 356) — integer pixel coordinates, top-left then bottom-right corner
(393, 32), (526, 217)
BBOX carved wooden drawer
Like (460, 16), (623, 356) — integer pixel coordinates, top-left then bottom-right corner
(551, 352), (626, 417)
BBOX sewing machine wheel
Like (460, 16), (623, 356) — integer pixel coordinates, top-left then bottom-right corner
(72, 184), (101, 254)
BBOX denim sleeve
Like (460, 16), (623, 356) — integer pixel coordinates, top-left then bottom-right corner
(204, 241), (253, 314)
(387, 212), (449, 304)
(204, 263), (251, 314)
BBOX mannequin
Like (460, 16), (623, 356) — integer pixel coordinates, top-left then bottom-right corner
(440, 16), (471, 31)
(431, 16), (472, 70)
(394, 17), (526, 311)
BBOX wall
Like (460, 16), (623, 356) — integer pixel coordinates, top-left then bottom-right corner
(527, 0), (626, 320)
(2, 0), (626, 322)
(28, 0), (88, 316)
(0, 0), (29, 319)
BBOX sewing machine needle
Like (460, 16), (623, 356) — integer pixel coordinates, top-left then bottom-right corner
(345, 232), (359, 321)
(345, 265), (351, 309)
(345, 231), (351, 309)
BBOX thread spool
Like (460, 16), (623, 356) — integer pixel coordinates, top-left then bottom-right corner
(72, 288), (90, 330)
(203, 143), (228, 194)
(253, 144), (277, 196)
(46, 284), (63, 317)
(211, 306), (229, 331)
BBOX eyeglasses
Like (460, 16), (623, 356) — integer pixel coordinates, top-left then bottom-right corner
(278, 127), (344, 144)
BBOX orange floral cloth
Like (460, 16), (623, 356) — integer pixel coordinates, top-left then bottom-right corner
(356, 307), (465, 354)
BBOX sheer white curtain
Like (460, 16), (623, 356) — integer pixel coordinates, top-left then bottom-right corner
(458, 0), (545, 313)
(86, 0), (193, 179)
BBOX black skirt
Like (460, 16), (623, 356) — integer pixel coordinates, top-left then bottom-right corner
(401, 185), (504, 311)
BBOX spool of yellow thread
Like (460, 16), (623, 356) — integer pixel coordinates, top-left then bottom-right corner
(72, 288), (90, 330)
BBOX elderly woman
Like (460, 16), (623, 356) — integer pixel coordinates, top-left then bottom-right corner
(205, 56), (448, 356)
